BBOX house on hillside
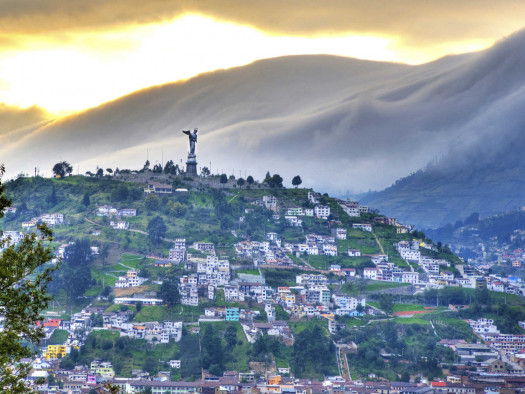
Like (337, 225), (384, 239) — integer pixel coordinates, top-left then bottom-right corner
(144, 182), (173, 195)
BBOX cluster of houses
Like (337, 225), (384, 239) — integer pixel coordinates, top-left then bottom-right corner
(179, 254), (231, 306)
(235, 237), (295, 266)
(119, 321), (183, 343)
(337, 199), (369, 217)
(242, 320), (294, 344)
(114, 269), (146, 288)
(96, 205), (137, 217)
(469, 318), (525, 358)
(22, 213), (64, 229)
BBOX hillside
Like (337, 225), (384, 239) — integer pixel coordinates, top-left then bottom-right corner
(3, 172), (525, 387)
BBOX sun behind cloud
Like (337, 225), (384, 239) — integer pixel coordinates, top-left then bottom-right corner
(0, 14), (491, 115)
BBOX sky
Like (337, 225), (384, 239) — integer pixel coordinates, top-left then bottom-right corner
(1, 0), (525, 115)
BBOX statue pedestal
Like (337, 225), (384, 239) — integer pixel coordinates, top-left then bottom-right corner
(186, 155), (198, 176)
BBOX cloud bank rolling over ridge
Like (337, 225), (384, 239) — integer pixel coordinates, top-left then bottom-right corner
(2, 29), (525, 225)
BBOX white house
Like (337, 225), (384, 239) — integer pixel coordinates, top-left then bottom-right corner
(352, 223), (372, 232)
(347, 249), (361, 257)
(363, 268), (378, 280)
(314, 205), (330, 219)
(110, 221), (129, 230)
(169, 360), (181, 369)
(334, 228), (347, 240)
(285, 216), (302, 227)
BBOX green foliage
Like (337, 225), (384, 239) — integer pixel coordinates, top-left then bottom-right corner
(52, 161), (73, 178)
(200, 325), (224, 375)
(292, 325), (337, 378)
(265, 174), (284, 188)
(292, 175), (302, 188)
(145, 194), (160, 211)
(50, 238), (93, 309)
(47, 329), (70, 345)
(147, 216), (166, 244)
(0, 165), (58, 391)
(379, 294), (394, 314)
(157, 275), (179, 308)
(82, 193), (91, 207)
(224, 325), (237, 349)
(111, 185), (129, 202)
(163, 160), (180, 175)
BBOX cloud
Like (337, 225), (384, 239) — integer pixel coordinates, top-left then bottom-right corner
(1, 0), (525, 50)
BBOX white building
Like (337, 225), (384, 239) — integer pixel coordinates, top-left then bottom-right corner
(169, 248), (185, 262)
(363, 268), (378, 280)
(352, 223), (372, 232)
(347, 249), (361, 257)
(314, 205), (330, 219)
(285, 216), (302, 227)
(110, 221), (129, 230)
(334, 228), (347, 240)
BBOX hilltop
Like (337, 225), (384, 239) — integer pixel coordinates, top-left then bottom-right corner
(4, 30), (525, 223)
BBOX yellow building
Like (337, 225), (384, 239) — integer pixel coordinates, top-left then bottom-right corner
(44, 345), (67, 360)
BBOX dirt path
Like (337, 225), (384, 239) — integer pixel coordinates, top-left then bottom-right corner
(371, 230), (385, 255)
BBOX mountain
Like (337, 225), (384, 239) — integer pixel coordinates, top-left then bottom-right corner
(1, 52), (464, 189)
(2, 29), (525, 218)
(361, 30), (525, 227)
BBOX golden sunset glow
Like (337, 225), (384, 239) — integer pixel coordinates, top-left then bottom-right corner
(0, 14), (495, 115)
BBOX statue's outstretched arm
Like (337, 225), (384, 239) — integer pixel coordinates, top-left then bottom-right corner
(182, 130), (191, 136)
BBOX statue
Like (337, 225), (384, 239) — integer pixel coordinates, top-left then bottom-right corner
(182, 128), (198, 176)
(182, 128), (198, 156)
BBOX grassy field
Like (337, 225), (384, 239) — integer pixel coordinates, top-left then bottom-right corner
(46, 329), (70, 345)
(365, 281), (411, 291)
(393, 303), (427, 312)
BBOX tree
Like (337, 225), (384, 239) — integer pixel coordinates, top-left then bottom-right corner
(82, 193), (90, 207)
(170, 202), (187, 217)
(201, 167), (210, 177)
(148, 216), (166, 244)
(47, 185), (57, 206)
(292, 175), (302, 188)
(163, 160), (180, 175)
(61, 239), (93, 309)
(236, 178), (245, 188)
(379, 294), (394, 314)
(0, 164), (58, 390)
(111, 185), (129, 202)
(106, 168), (113, 174)
(96, 168), (103, 177)
(152, 164), (163, 173)
(265, 174), (283, 188)
(157, 276), (179, 308)
(142, 160), (151, 172)
(219, 174), (228, 187)
(246, 176), (254, 186)
(145, 194), (160, 211)
(224, 325), (237, 349)
(52, 161), (73, 178)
